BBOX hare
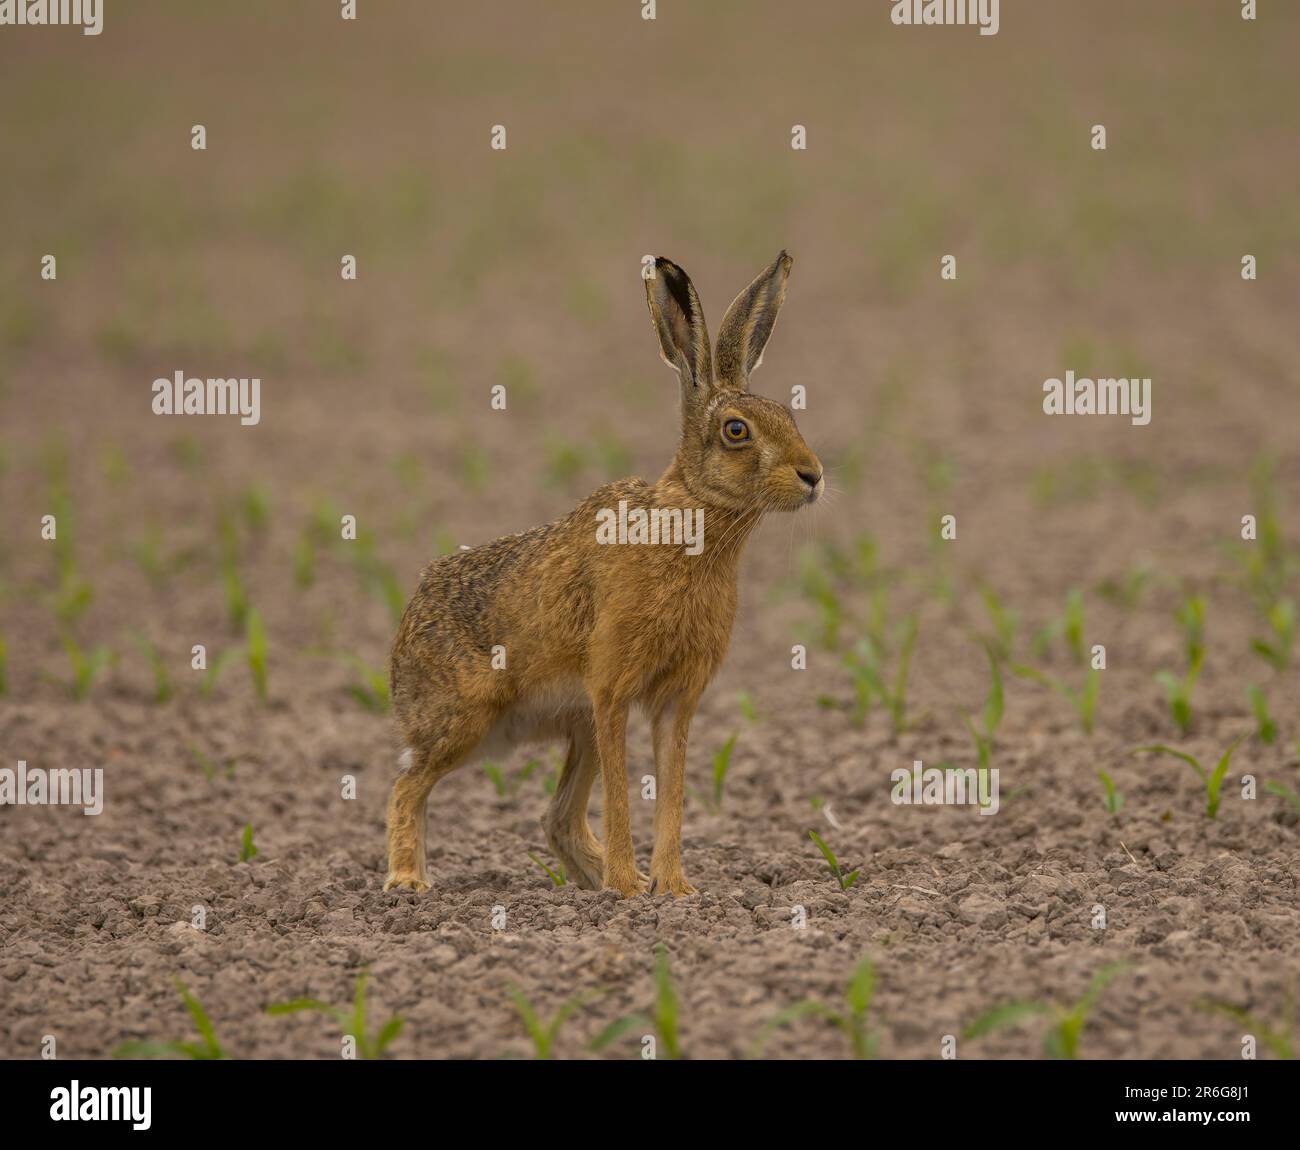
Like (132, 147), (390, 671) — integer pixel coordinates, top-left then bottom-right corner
(385, 252), (822, 898)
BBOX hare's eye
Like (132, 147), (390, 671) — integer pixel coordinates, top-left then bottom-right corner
(722, 419), (750, 443)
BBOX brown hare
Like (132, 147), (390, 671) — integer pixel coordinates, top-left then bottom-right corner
(385, 252), (822, 898)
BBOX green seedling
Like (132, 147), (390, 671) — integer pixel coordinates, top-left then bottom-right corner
(1097, 769), (1123, 815)
(132, 632), (173, 704)
(1073, 665), (1101, 735)
(958, 644), (1004, 775)
(919, 450), (957, 604)
(456, 442), (491, 493)
(1198, 986), (1295, 1060)
(819, 534), (881, 588)
(483, 758), (540, 799)
(133, 526), (167, 587)
(797, 554), (844, 650)
(544, 439), (586, 488)
(1096, 564), (1151, 609)
(737, 690), (760, 722)
(690, 732), (737, 813)
(849, 534), (881, 584)
(394, 452), (424, 492)
(1064, 588), (1086, 665)
(752, 958), (880, 1059)
(200, 647), (238, 699)
(352, 531), (406, 625)
(1154, 668), (1197, 736)
(1177, 594), (1206, 669)
(1130, 734), (1248, 819)
(1011, 662), (1100, 736)
(53, 570), (94, 628)
(1240, 456), (1293, 607)
(308, 498), (342, 546)
(590, 944), (681, 1060)
(527, 853), (567, 887)
(509, 986), (595, 1059)
(239, 822), (258, 863)
(1251, 599), (1296, 671)
(62, 634), (113, 700)
(1031, 587), (1085, 663)
(114, 978), (226, 1060)
(46, 474), (93, 627)
(370, 565), (407, 625)
(711, 732), (736, 808)
(343, 655), (390, 712)
(245, 609), (269, 703)
(241, 485), (272, 536)
(1154, 596), (1207, 731)
(1247, 684), (1278, 745)
(593, 431), (632, 480)
(1264, 780), (1300, 816)
(101, 444), (132, 487)
(965, 963), (1128, 1059)
(979, 586), (1020, 660)
(187, 743), (235, 782)
(44, 444), (83, 606)
(294, 526), (317, 588)
(432, 528), (459, 557)
(217, 507), (247, 629)
(169, 435), (204, 472)
(809, 830), (860, 891)
(845, 616), (917, 734)
(267, 970), (403, 1060)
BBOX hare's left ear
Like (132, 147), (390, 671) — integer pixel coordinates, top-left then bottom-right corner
(646, 257), (713, 390)
(714, 251), (793, 391)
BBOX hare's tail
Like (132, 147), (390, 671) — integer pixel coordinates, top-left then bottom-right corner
(396, 746), (414, 774)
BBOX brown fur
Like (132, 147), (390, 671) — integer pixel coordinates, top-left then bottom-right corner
(385, 252), (822, 897)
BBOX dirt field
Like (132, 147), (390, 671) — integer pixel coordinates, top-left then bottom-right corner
(2, 1), (1298, 1060)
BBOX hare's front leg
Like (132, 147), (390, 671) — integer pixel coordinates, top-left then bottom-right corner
(649, 697), (700, 897)
(593, 696), (646, 898)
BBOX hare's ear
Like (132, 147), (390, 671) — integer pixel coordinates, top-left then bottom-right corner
(646, 257), (713, 399)
(714, 251), (793, 390)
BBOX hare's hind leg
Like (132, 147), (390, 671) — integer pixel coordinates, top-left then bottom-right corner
(540, 719), (604, 890)
(385, 713), (490, 892)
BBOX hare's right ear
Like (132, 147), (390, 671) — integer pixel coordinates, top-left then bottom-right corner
(714, 250), (792, 390)
(645, 257), (714, 411)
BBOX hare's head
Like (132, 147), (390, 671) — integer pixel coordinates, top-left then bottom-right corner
(646, 252), (822, 514)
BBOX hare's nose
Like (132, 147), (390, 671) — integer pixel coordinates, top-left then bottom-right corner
(797, 467), (823, 490)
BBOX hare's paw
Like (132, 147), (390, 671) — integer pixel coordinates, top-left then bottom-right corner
(384, 871), (430, 893)
(649, 870), (698, 898)
(602, 865), (649, 899)
(547, 834), (604, 891)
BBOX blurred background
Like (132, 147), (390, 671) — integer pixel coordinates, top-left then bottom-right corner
(3, 1), (1296, 598)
